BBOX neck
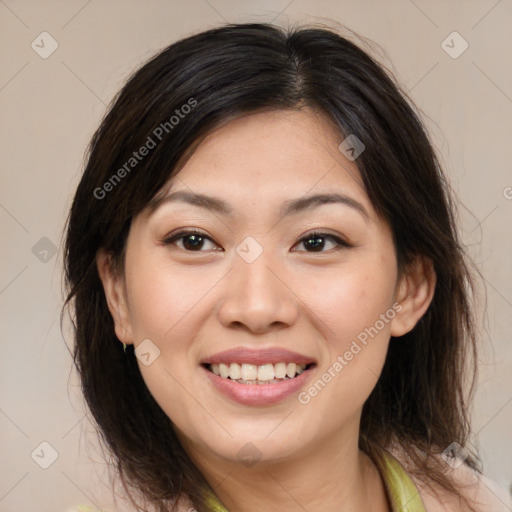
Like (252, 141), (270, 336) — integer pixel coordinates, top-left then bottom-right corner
(182, 423), (391, 512)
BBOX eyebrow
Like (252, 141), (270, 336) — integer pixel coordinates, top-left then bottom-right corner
(148, 190), (370, 221)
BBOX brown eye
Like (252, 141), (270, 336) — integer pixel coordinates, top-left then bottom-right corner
(293, 232), (350, 253)
(162, 230), (220, 252)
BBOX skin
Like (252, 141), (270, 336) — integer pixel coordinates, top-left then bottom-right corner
(97, 108), (436, 512)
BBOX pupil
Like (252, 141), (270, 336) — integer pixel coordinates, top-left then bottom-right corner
(182, 235), (326, 251)
(306, 236), (324, 251)
(184, 234), (203, 250)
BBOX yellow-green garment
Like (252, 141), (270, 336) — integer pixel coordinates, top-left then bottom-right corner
(205, 449), (427, 512)
(72, 450), (427, 512)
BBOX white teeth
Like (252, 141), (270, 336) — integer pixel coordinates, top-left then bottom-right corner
(219, 363), (230, 378)
(208, 362), (308, 382)
(274, 362), (287, 378)
(229, 362), (241, 380)
(241, 363), (258, 380)
(257, 364), (275, 381)
(286, 363), (297, 378)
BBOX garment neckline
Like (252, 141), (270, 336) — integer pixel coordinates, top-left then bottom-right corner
(371, 447), (427, 512)
(204, 447), (428, 512)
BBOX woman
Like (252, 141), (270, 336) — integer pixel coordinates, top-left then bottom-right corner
(63, 22), (512, 512)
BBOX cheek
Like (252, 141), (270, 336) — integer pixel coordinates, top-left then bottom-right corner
(124, 256), (218, 344)
(121, 258), (215, 427)
(305, 259), (397, 344)
(298, 251), (397, 405)
(295, 274), (395, 429)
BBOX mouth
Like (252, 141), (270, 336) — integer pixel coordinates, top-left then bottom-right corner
(202, 362), (317, 385)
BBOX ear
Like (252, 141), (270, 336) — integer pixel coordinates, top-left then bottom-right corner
(390, 255), (436, 337)
(96, 249), (134, 345)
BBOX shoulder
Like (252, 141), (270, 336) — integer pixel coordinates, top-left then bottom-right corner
(173, 495), (196, 512)
(415, 462), (512, 512)
(387, 444), (512, 512)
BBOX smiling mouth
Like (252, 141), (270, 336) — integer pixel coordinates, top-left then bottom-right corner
(203, 362), (316, 384)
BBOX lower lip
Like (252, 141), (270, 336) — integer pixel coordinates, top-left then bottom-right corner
(201, 365), (315, 406)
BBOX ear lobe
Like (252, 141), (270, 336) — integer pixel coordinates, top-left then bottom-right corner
(390, 256), (436, 337)
(96, 249), (134, 345)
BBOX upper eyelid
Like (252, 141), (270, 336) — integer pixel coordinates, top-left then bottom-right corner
(163, 229), (349, 249)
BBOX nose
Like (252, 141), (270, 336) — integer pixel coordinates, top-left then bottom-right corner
(217, 248), (299, 334)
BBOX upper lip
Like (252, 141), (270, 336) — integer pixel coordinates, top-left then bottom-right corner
(201, 347), (316, 366)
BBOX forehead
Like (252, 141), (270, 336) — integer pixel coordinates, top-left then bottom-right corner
(165, 108), (370, 212)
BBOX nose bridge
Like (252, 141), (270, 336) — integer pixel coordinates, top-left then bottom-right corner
(236, 241), (277, 292)
(233, 238), (282, 304)
(217, 236), (298, 331)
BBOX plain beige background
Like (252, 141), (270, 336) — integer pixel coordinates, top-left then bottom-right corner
(0, 1), (511, 511)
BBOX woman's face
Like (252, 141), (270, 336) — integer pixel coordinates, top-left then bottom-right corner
(101, 108), (417, 469)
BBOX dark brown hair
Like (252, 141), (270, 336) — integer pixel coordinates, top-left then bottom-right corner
(63, 22), (482, 512)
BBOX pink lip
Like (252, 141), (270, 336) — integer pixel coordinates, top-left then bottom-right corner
(201, 347), (316, 366)
(201, 364), (316, 406)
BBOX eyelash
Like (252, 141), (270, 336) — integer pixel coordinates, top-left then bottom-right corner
(161, 228), (351, 253)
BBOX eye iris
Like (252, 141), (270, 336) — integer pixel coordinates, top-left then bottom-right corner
(176, 233), (335, 251)
(305, 235), (325, 251)
(183, 234), (204, 250)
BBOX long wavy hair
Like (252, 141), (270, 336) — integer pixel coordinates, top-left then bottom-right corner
(63, 22), (482, 512)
